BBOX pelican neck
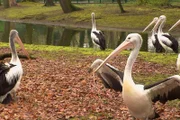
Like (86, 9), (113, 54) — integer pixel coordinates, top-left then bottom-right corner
(9, 37), (18, 62)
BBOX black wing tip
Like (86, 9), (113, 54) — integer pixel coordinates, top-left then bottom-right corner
(144, 77), (171, 90)
(100, 47), (106, 50)
(154, 112), (160, 119)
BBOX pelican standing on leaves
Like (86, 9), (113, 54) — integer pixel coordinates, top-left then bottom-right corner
(153, 15), (179, 53)
(91, 12), (106, 50)
(143, 17), (164, 53)
(89, 59), (123, 92)
(95, 33), (180, 119)
(0, 30), (29, 104)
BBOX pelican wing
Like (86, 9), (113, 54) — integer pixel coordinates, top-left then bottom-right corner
(0, 63), (15, 74)
(97, 64), (123, 92)
(162, 34), (178, 53)
(106, 63), (124, 82)
(145, 75), (180, 104)
(0, 63), (17, 95)
(93, 31), (106, 50)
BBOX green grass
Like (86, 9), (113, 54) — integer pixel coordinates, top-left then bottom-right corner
(139, 52), (177, 65)
(0, 42), (177, 66)
(1, 2), (61, 19)
(0, 2), (180, 30)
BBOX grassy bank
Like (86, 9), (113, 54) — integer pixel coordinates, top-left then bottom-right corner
(1, 41), (178, 84)
(0, 2), (180, 31)
(0, 42), (177, 65)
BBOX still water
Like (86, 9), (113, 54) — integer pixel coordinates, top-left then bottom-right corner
(0, 20), (180, 52)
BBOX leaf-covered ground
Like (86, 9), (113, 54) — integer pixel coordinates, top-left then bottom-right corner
(0, 47), (179, 120)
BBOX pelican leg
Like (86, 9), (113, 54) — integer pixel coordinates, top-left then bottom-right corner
(11, 91), (17, 101)
(2, 94), (13, 104)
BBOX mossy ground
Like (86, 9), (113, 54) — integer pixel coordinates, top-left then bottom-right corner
(0, 2), (180, 31)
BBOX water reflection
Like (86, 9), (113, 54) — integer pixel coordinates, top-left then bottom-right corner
(0, 20), (179, 52)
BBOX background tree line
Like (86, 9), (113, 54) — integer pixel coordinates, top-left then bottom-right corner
(0, 0), (173, 14)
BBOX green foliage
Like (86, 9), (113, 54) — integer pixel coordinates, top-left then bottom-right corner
(139, 52), (177, 65)
(136, 0), (171, 6)
(148, 0), (170, 6)
(136, 0), (148, 5)
(0, 2), (180, 30)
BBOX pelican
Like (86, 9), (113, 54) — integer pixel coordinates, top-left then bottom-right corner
(89, 59), (123, 91)
(95, 33), (180, 119)
(91, 12), (106, 50)
(0, 30), (29, 104)
(143, 17), (164, 53)
(153, 15), (178, 53)
(177, 54), (180, 71)
(169, 19), (180, 31)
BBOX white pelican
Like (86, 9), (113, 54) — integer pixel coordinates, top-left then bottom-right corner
(0, 30), (29, 104)
(89, 59), (123, 91)
(91, 12), (106, 50)
(177, 54), (180, 71)
(169, 19), (180, 31)
(143, 17), (164, 53)
(95, 33), (180, 119)
(153, 15), (178, 53)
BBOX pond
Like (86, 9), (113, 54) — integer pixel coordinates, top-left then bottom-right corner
(0, 20), (180, 52)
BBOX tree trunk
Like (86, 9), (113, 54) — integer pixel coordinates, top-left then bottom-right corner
(79, 31), (85, 47)
(59, 0), (82, 13)
(3, 0), (10, 8)
(140, 33), (148, 51)
(60, 29), (77, 46)
(44, 0), (55, 6)
(87, 29), (93, 48)
(25, 24), (33, 44)
(117, 0), (125, 13)
(118, 32), (126, 47)
(46, 26), (53, 45)
(2, 22), (10, 42)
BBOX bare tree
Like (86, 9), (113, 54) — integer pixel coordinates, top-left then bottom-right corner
(3, 0), (9, 8)
(59, 0), (82, 13)
(117, 0), (125, 13)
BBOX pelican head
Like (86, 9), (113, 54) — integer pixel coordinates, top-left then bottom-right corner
(10, 30), (30, 59)
(95, 33), (142, 72)
(169, 19), (180, 31)
(91, 12), (95, 18)
(143, 17), (158, 32)
(157, 15), (166, 24)
(88, 59), (103, 73)
(152, 15), (166, 32)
